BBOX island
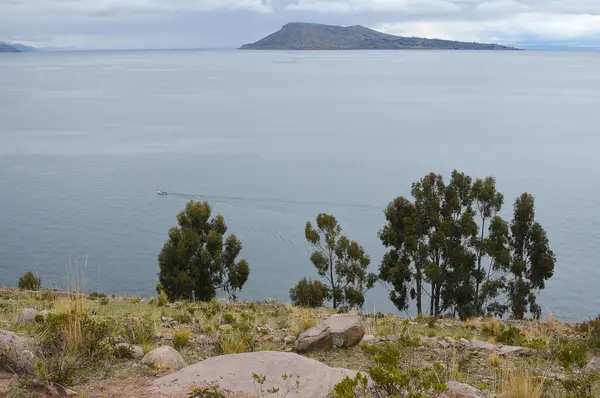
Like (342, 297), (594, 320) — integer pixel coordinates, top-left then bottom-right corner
(240, 22), (520, 50)
(0, 42), (21, 53)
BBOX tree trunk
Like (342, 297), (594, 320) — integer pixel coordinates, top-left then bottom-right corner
(474, 219), (486, 315)
(434, 285), (441, 316)
(329, 250), (337, 309)
(429, 284), (435, 316)
(416, 270), (423, 317)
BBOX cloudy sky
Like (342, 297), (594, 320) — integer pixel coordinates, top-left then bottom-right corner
(2, 0), (600, 49)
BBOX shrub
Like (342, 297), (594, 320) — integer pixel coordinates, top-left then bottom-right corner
(187, 385), (227, 398)
(157, 290), (168, 307)
(114, 344), (135, 359)
(122, 317), (156, 345)
(289, 277), (331, 308)
(18, 271), (41, 291)
(488, 352), (502, 368)
(333, 341), (446, 397)
(497, 326), (525, 346)
(500, 369), (545, 398)
(292, 311), (317, 338)
(173, 329), (191, 351)
(130, 296), (139, 304)
(89, 292), (107, 300)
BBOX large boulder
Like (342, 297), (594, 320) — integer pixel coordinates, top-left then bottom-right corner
(0, 330), (38, 373)
(295, 314), (364, 353)
(17, 308), (38, 326)
(151, 351), (357, 398)
(141, 346), (187, 371)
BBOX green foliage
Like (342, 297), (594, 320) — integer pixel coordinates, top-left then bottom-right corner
(497, 325), (525, 346)
(34, 312), (115, 385)
(333, 341), (446, 397)
(18, 271), (41, 291)
(158, 200), (250, 301)
(173, 329), (191, 351)
(289, 277), (331, 307)
(305, 213), (377, 310)
(187, 385), (227, 398)
(89, 292), (107, 300)
(553, 338), (588, 371)
(577, 315), (600, 350)
(379, 170), (555, 320)
(122, 317), (156, 345)
(113, 344), (135, 359)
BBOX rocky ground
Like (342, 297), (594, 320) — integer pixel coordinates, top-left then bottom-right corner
(0, 288), (599, 397)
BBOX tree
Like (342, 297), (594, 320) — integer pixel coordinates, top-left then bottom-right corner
(505, 193), (556, 319)
(18, 271), (41, 291)
(158, 200), (250, 301)
(290, 277), (331, 307)
(305, 213), (377, 310)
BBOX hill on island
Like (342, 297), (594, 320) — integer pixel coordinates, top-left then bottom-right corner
(240, 22), (520, 50)
(0, 42), (21, 53)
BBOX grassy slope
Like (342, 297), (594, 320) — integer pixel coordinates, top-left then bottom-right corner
(0, 288), (598, 397)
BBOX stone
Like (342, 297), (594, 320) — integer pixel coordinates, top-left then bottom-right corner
(498, 344), (535, 356)
(116, 343), (144, 360)
(141, 346), (187, 371)
(17, 308), (38, 326)
(151, 351), (357, 398)
(283, 335), (296, 345)
(585, 358), (600, 373)
(0, 330), (38, 373)
(294, 322), (331, 353)
(219, 324), (233, 332)
(38, 310), (50, 320)
(444, 336), (457, 345)
(469, 340), (498, 351)
(419, 336), (438, 346)
(361, 334), (380, 344)
(442, 381), (486, 398)
(295, 314), (364, 353)
(459, 338), (470, 346)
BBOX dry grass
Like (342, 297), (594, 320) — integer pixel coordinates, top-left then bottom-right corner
(500, 369), (546, 398)
(173, 329), (191, 350)
(291, 309), (318, 338)
(218, 330), (249, 354)
(482, 317), (503, 339)
(489, 352), (502, 368)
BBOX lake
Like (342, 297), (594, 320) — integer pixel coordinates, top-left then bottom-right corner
(1, 49), (599, 322)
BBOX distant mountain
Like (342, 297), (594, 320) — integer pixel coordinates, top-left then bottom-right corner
(11, 43), (36, 52)
(0, 42), (21, 53)
(240, 23), (520, 51)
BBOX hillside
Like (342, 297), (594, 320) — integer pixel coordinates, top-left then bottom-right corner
(240, 22), (520, 50)
(0, 43), (21, 53)
(1, 287), (599, 397)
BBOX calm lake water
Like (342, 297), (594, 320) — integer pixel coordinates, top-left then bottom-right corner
(1, 50), (599, 321)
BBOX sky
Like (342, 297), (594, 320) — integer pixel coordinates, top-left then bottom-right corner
(2, 0), (600, 49)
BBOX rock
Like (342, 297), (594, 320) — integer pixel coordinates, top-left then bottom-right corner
(219, 324), (233, 332)
(498, 344), (535, 356)
(284, 335), (296, 345)
(116, 343), (144, 360)
(586, 358), (600, 373)
(17, 308), (38, 325)
(141, 346), (187, 371)
(361, 334), (380, 344)
(444, 336), (457, 345)
(295, 314), (364, 353)
(459, 338), (470, 346)
(0, 330), (37, 373)
(294, 322), (331, 353)
(442, 381), (486, 398)
(469, 340), (498, 351)
(38, 310), (50, 320)
(419, 336), (438, 346)
(151, 351), (357, 397)
(438, 340), (451, 349)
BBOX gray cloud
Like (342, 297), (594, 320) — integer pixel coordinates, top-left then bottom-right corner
(2, 0), (600, 48)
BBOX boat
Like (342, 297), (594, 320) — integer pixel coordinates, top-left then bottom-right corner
(157, 190), (169, 195)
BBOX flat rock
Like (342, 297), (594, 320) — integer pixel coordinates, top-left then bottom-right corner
(0, 330), (37, 373)
(116, 343), (144, 360)
(442, 381), (486, 398)
(469, 340), (498, 351)
(151, 351), (357, 398)
(17, 308), (38, 325)
(361, 334), (380, 344)
(141, 346), (187, 371)
(497, 344), (535, 356)
(295, 314), (364, 353)
(459, 338), (470, 346)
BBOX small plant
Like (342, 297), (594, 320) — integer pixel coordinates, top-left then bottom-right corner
(122, 317), (156, 345)
(252, 372), (300, 397)
(18, 271), (41, 291)
(100, 297), (110, 305)
(425, 316), (438, 329)
(149, 297), (156, 305)
(488, 352), (502, 368)
(130, 296), (139, 304)
(497, 325), (525, 346)
(289, 277), (331, 308)
(482, 317), (503, 337)
(222, 312), (237, 325)
(114, 344), (135, 359)
(187, 385), (227, 398)
(292, 311), (317, 338)
(141, 341), (157, 355)
(173, 329), (191, 351)
(500, 369), (544, 398)
(332, 372), (370, 398)
(157, 290), (168, 307)
(175, 312), (193, 324)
